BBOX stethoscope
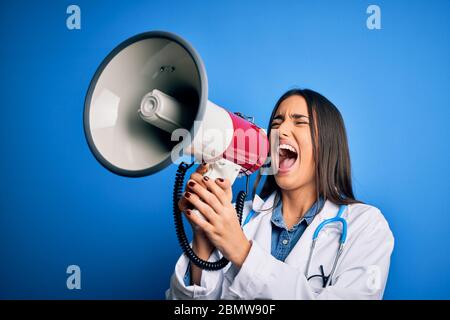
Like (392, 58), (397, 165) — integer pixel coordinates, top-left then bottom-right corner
(242, 204), (348, 288)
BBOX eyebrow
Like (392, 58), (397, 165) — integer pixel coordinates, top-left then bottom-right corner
(272, 113), (309, 121)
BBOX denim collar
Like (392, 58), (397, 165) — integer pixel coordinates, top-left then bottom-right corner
(271, 197), (324, 231)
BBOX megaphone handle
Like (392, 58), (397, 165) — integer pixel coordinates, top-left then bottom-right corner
(190, 159), (241, 222)
(173, 161), (246, 271)
(204, 158), (241, 183)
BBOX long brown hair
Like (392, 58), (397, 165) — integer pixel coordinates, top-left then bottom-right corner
(252, 88), (361, 211)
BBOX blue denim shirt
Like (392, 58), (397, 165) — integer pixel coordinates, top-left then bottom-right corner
(271, 198), (322, 262)
(184, 198), (323, 285)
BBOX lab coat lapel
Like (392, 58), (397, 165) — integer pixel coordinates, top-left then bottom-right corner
(248, 192), (277, 254)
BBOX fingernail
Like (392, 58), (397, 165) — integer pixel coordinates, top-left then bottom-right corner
(217, 178), (224, 182)
(186, 209), (191, 215)
(202, 161), (207, 166)
(188, 181), (195, 187)
(203, 176), (209, 181)
(185, 192), (191, 198)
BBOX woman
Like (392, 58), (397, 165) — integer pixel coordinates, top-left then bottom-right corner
(166, 88), (394, 299)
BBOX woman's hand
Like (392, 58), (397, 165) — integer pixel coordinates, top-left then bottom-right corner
(178, 163), (217, 285)
(178, 163), (214, 251)
(183, 175), (252, 268)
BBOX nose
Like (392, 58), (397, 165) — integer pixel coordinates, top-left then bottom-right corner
(278, 121), (292, 138)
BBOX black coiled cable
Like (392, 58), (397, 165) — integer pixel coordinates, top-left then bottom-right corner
(173, 161), (247, 271)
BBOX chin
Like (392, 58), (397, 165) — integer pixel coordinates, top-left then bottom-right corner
(274, 174), (300, 191)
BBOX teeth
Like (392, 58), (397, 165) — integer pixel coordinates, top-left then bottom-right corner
(278, 144), (297, 154)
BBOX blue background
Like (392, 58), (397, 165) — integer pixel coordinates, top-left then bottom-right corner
(1, 0), (449, 299)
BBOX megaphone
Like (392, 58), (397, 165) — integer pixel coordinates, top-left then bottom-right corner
(84, 31), (269, 270)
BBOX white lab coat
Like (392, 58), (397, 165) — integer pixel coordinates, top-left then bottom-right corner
(166, 191), (394, 300)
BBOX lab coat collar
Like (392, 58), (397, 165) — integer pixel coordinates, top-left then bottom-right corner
(318, 199), (342, 219)
(251, 192), (278, 213)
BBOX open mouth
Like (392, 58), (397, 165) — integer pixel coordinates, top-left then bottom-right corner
(278, 143), (298, 172)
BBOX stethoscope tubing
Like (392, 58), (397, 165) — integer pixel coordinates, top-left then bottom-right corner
(243, 202), (348, 288)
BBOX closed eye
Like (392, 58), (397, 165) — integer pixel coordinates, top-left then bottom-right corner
(271, 121), (281, 127)
(271, 120), (308, 127)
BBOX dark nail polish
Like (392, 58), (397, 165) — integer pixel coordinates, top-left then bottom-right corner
(185, 192), (191, 198)
(188, 181), (195, 187)
(186, 209), (191, 215)
(202, 161), (207, 166)
(217, 178), (224, 182)
(203, 176), (209, 181)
